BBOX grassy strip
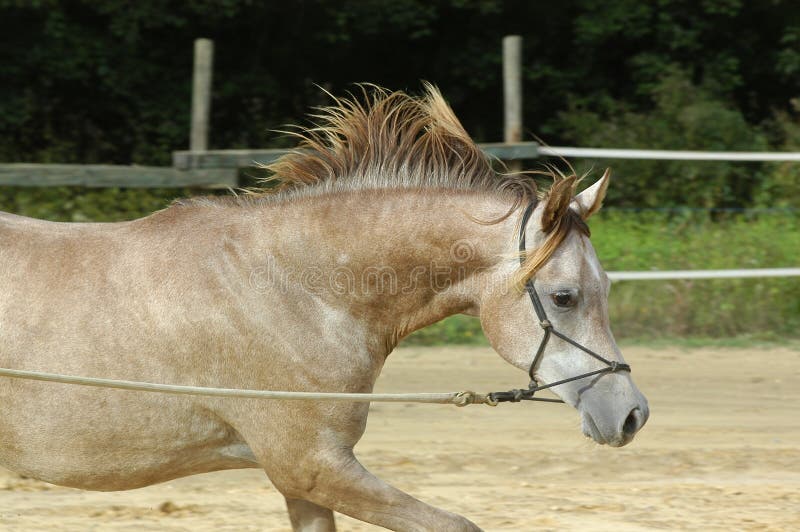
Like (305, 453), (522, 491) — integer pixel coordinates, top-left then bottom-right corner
(402, 313), (800, 348)
(405, 212), (799, 345)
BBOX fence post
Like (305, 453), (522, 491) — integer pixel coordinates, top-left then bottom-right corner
(191, 38), (214, 152)
(503, 35), (523, 172)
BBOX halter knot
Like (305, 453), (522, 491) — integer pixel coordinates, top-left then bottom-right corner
(539, 319), (552, 329)
(452, 390), (488, 407)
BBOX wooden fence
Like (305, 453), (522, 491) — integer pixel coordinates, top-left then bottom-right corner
(0, 143), (538, 189)
(0, 164), (236, 188)
(171, 143), (539, 171)
(1, 36), (531, 189)
(4, 35), (800, 190)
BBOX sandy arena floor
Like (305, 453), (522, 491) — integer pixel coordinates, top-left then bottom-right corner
(2, 345), (799, 531)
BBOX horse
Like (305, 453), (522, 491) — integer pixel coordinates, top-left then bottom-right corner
(0, 85), (648, 531)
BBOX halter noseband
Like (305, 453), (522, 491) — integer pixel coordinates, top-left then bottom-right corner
(488, 202), (631, 404)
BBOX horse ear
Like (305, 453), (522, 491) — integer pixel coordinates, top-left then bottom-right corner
(573, 168), (610, 220)
(541, 175), (577, 233)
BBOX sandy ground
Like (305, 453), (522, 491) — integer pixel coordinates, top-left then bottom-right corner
(2, 344), (799, 531)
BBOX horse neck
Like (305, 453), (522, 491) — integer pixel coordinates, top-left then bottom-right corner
(263, 189), (516, 349)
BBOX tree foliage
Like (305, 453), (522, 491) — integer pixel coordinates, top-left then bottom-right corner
(1, 0), (799, 208)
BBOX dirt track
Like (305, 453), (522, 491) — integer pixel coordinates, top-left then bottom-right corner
(2, 345), (799, 531)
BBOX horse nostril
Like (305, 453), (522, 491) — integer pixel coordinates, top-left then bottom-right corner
(622, 408), (640, 436)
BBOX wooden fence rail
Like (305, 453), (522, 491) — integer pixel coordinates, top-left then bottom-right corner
(10, 142), (800, 188)
(0, 164), (237, 188)
(171, 142), (540, 171)
(7, 34), (800, 190)
(0, 143), (539, 188)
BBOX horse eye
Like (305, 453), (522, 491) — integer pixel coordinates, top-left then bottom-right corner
(551, 291), (575, 308)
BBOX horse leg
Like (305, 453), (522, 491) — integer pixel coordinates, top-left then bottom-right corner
(286, 497), (336, 532)
(272, 447), (482, 532)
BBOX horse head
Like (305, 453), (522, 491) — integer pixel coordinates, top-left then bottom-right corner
(478, 170), (649, 446)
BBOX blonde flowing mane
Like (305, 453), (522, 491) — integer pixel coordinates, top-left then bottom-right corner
(264, 85), (591, 286)
(262, 83), (536, 202)
(180, 84), (592, 287)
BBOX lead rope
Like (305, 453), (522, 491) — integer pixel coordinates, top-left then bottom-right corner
(487, 202), (631, 404)
(0, 367), (491, 406)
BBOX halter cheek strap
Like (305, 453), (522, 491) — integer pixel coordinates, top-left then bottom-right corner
(488, 202), (631, 404)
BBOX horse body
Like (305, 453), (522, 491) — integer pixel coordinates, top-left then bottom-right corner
(0, 86), (647, 531)
(0, 208), (262, 488)
(0, 191), (505, 485)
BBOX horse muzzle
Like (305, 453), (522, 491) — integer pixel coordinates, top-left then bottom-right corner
(579, 385), (649, 447)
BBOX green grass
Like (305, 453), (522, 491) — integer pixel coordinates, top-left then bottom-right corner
(401, 315), (488, 346)
(618, 335), (800, 350)
(594, 211), (799, 339)
(402, 316), (800, 349)
(405, 212), (800, 346)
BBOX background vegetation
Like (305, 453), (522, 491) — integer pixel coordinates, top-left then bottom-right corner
(405, 211), (800, 345)
(1, 0), (798, 343)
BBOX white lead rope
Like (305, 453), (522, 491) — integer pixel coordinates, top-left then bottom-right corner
(0, 367), (494, 407)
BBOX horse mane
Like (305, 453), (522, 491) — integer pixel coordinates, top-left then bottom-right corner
(259, 83), (536, 204)
(514, 202), (590, 289)
(176, 84), (591, 288)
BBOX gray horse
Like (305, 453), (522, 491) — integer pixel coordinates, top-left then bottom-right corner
(0, 86), (648, 531)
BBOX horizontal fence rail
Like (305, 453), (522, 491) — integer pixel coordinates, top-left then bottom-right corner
(538, 146), (800, 162)
(8, 144), (800, 187)
(172, 142), (541, 170)
(0, 164), (237, 188)
(1, 143), (541, 187)
(607, 268), (800, 281)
